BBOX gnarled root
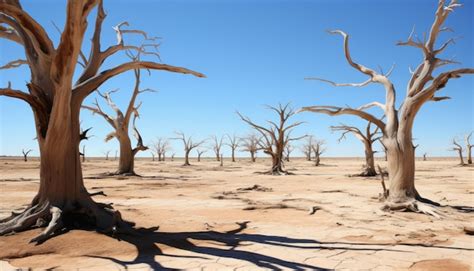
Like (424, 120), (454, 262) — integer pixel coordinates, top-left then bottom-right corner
(381, 200), (444, 218)
(0, 196), (136, 244)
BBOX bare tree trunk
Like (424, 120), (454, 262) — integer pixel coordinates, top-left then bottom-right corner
(385, 136), (417, 206)
(457, 149), (465, 165)
(117, 133), (135, 175)
(314, 154), (320, 166)
(362, 142), (377, 176)
(467, 149), (472, 164)
(184, 151), (191, 166)
(250, 151), (256, 162)
(158, 153), (162, 162)
(231, 149), (235, 162)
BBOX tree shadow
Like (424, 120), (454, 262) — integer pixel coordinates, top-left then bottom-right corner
(87, 221), (406, 270)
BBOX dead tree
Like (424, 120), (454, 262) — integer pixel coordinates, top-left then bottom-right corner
(452, 139), (465, 165)
(82, 67), (152, 175)
(153, 137), (169, 162)
(151, 151), (156, 162)
(0, 0), (204, 243)
(284, 143), (294, 162)
(103, 150), (111, 160)
(114, 150), (118, 161)
(311, 140), (325, 166)
(171, 153), (175, 161)
(21, 149), (32, 162)
(238, 103), (305, 175)
(241, 134), (259, 162)
(226, 134), (240, 162)
(196, 148), (207, 162)
(466, 132), (473, 164)
(211, 135), (224, 162)
(331, 122), (381, 176)
(173, 132), (206, 166)
(423, 153), (428, 161)
(80, 145), (86, 162)
(301, 135), (314, 161)
(302, 0), (472, 216)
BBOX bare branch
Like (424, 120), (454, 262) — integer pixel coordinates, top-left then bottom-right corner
(0, 59), (27, 70)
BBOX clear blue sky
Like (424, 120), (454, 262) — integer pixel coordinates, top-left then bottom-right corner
(0, 0), (472, 158)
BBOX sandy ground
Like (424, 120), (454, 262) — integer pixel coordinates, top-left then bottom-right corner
(0, 157), (472, 270)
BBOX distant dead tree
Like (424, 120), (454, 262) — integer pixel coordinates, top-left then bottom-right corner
(301, 135), (314, 161)
(220, 154), (224, 167)
(226, 134), (240, 162)
(211, 135), (224, 162)
(151, 151), (156, 162)
(171, 153), (176, 162)
(284, 143), (294, 162)
(153, 137), (170, 162)
(311, 140), (325, 166)
(452, 138), (465, 165)
(173, 132), (206, 166)
(114, 150), (118, 161)
(423, 153), (428, 161)
(331, 121), (381, 176)
(103, 150), (111, 160)
(238, 103), (305, 175)
(79, 127), (92, 163)
(302, 0), (473, 216)
(196, 148), (207, 162)
(466, 132), (473, 164)
(21, 149), (32, 162)
(241, 134), (260, 162)
(81, 145), (86, 163)
(82, 67), (151, 175)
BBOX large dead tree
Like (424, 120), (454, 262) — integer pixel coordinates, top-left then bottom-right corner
(153, 137), (170, 162)
(82, 66), (152, 175)
(211, 135), (224, 162)
(452, 138), (465, 165)
(21, 148), (32, 162)
(311, 140), (325, 166)
(331, 122), (381, 176)
(238, 104), (305, 175)
(465, 132), (472, 164)
(226, 134), (240, 162)
(302, 0), (473, 216)
(240, 134), (260, 162)
(173, 132), (206, 166)
(0, 0), (204, 242)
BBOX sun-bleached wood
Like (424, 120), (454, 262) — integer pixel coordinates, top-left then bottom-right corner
(0, 0), (204, 242)
(238, 103), (305, 175)
(452, 138), (465, 165)
(465, 133), (472, 164)
(302, 0), (472, 216)
(311, 140), (325, 167)
(331, 122), (381, 176)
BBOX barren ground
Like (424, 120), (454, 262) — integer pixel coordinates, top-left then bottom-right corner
(0, 157), (472, 270)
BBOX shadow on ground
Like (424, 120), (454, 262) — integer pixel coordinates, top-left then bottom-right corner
(87, 221), (407, 270)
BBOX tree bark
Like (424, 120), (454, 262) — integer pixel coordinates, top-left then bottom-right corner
(362, 142), (376, 176)
(250, 151), (256, 162)
(116, 132), (135, 175)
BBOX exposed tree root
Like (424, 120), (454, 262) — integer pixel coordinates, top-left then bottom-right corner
(0, 197), (136, 244)
(381, 200), (444, 219)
